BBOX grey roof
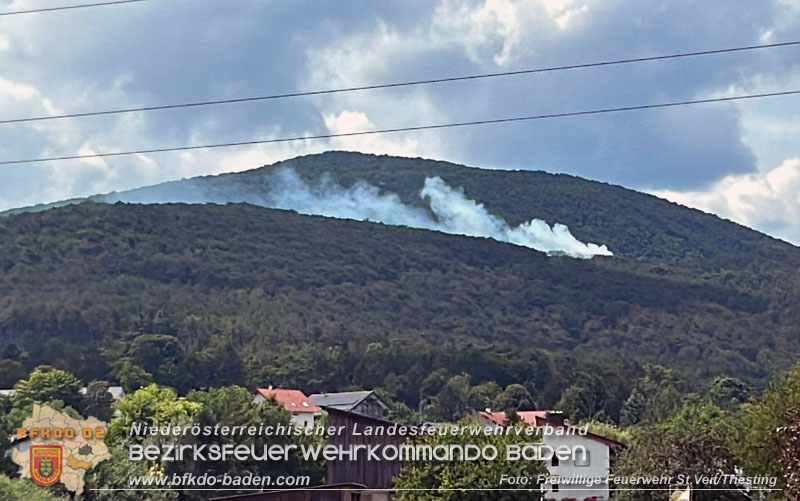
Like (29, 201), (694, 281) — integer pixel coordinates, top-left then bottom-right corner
(309, 391), (375, 410)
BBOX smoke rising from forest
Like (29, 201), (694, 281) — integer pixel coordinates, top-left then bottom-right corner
(105, 168), (612, 258)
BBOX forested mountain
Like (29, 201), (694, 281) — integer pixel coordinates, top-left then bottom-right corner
(1, 156), (798, 423)
(102, 151), (797, 261)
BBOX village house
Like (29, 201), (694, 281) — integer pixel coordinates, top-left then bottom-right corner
(213, 406), (402, 501)
(309, 390), (390, 420)
(253, 387), (321, 428)
(322, 406), (405, 501)
(479, 410), (625, 501)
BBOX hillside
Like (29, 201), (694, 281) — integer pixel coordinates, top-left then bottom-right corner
(99, 151), (796, 262)
(0, 199), (798, 421)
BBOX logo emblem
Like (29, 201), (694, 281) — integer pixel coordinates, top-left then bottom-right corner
(30, 445), (62, 486)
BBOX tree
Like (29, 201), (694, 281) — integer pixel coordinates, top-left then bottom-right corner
(620, 365), (684, 424)
(495, 384), (534, 413)
(555, 375), (607, 423)
(425, 374), (472, 421)
(0, 475), (67, 500)
(191, 338), (244, 388)
(128, 334), (183, 383)
(83, 446), (177, 501)
(736, 363), (800, 497)
(468, 381), (502, 410)
(779, 407), (800, 501)
(107, 384), (201, 445)
(0, 360), (26, 388)
(708, 376), (749, 410)
(111, 358), (154, 394)
(394, 422), (545, 500)
(79, 381), (115, 422)
(419, 369), (450, 410)
(615, 402), (743, 501)
(14, 366), (81, 409)
(619, 387), (646, 426)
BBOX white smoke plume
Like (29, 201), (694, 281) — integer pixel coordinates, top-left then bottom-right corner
(106, 168), (612, 259)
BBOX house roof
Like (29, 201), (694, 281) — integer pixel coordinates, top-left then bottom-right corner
(108, 386), (125, 400)
(479, 410), (624, 450)
(309, 390), (386, 411)
(481, 410), (549, 426)
(254, 388), (320, 414)
(322, 406), (406, 428)
(78, 386), (125, 400)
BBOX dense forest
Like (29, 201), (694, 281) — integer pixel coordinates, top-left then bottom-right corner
(0, 193), (798, 422)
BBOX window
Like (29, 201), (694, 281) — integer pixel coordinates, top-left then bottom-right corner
(575, 449), (591, 467)
(551, 455), (559, 467)
(552, 483), (559, 492)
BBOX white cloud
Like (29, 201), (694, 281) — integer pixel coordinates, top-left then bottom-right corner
(430, 0), (590, 65)
(653, 158), (800, 244)
(0, 76), (40, 102)
(322, 110), (428, 158)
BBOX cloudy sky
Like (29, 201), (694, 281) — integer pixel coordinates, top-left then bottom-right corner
(1, 0), (799, 243)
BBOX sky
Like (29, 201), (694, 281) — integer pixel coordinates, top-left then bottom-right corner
(0, 0), (799, 244)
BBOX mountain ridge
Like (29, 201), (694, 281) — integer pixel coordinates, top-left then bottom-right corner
(4, 151), (795, 262)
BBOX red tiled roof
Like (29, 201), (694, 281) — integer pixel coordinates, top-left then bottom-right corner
(481, 410), (549, 426)
(255, 388), (320, 414)
(478, 410), (624, 449)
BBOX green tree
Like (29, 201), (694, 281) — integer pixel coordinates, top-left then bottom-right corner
(708, 376), (749, 410)
(615, 402), (742, 501)
(79, 381), (115, 422)
(495, 384), (534, 413)
(83, 446), (177, 501)
(621, 365), (684, 424)
(111, 358), (154, 394)
(108, 384), (201, 445)
(619, 387), (646, 426)
(468, 381), (502, 410)
(394, 422), (545, 500)
(191, 338), (244, 388)
(779, 406), (800, 500)
(735, 363), (800, 497)
(419, 369), (450, 410)
(0, 360), (26, 388)
(14, 366), (81, 409)
(556, 374), (608, 422)
(0, 475), (67, 500)
(128, 334), (183, 383)
(425, 374), (472, 421)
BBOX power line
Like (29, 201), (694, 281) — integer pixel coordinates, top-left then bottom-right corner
(2, 89), (798, 166)
(0, 0), (148, 17)
(2, 40), (799, 125)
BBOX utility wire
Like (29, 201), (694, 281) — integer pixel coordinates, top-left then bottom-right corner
(2, 89), (798, 166)
(0, 0), (148, 17)
(1, 40), (799, 125)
